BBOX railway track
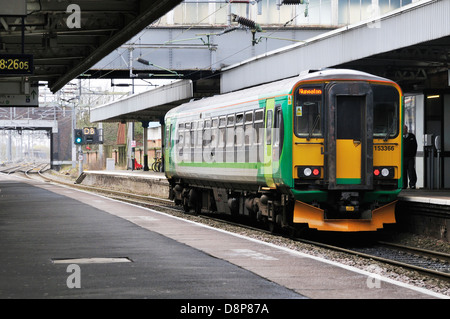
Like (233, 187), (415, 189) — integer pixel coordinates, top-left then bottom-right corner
(14, 165), (450, 283)
(293, 237), (450, 281)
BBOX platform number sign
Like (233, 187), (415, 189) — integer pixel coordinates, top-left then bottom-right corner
(83, 127), (96, 143)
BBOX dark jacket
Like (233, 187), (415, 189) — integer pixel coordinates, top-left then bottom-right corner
(404, 133), (417, 158)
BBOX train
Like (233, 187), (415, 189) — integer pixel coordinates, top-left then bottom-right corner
(164, 69), (403, 232)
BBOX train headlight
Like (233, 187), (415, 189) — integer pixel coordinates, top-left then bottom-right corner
(373, 166), (395, 179)
(304, 167), (312, 176)
(298, 166), (321, 178)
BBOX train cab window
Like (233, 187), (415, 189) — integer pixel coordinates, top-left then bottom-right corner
(295, 86), (323, 138)
(372, 85), (400, 139)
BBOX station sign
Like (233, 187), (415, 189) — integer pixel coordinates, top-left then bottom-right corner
(0, 54), (33, 75)
(0, 87), (39, 107)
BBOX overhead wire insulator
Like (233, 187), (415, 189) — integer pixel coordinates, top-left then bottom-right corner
(231, 14), (262, 32)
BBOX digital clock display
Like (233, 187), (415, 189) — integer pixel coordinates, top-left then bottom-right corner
(0, 54), (33, 75)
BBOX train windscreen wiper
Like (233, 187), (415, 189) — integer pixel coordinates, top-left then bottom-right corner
(307, 114), (320, 141)
(383, 117), (397, 141)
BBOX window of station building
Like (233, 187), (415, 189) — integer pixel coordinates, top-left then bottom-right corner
(372, 85), (400, 139)
(294, 86), (323, 139)
(378, 0), (412, 14)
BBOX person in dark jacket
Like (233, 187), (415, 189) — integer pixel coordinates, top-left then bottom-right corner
(403, 125), (417, 189)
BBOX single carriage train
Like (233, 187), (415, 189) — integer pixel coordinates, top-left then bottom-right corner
(164, 69), (403, 232)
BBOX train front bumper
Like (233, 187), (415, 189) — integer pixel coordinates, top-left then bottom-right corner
(293, 200), (397, 232)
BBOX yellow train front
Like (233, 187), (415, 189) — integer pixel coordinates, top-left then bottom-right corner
(291, 71), (402, 231)
(165, 69), (403, 232)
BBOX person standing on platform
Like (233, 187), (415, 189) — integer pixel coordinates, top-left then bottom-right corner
(403, 125), (417, 189)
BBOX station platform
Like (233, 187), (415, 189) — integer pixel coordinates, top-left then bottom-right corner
(0, 172), (447, 301)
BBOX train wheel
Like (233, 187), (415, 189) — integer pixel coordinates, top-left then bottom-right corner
(268, 221), (277, 234)
(182, 198), (190, 213)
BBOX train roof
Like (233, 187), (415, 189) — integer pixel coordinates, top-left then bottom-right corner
(165, 69), (395, 119)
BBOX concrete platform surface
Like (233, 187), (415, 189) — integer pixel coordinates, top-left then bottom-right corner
(0, 173), (447, 300)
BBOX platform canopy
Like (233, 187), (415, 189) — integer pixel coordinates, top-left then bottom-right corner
(90, 79), (193, 123)
(0, 0), (183, 93)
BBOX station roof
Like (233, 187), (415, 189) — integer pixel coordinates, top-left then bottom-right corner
(0, 0), (183, 93)
(90, 79), (193, 123)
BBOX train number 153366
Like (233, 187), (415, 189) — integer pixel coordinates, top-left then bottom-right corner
(374, 145), (395, 151)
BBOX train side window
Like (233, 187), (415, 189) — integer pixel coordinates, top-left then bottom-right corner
(254, 109), (264, 145)
(203, 119), (211, 147)
(218, 116), (226, 148)
(227, 114), (235, 147)
(212, 118), (219, 128)
(177, 123), (184, 146)
(236, 113), (244, 146)
(211, 117), (219, 147)
(274, 106), (283, 148)
(266, 110), (273, 145)
(244, 111), (253, 145)
(184, 122), (191, 148)
(190, 121), (196, 147)
(236, 113), (244, 124)
(196, 120), (203, 148)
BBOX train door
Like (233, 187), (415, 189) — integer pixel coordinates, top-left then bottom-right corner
(326, 82), (373, 189)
